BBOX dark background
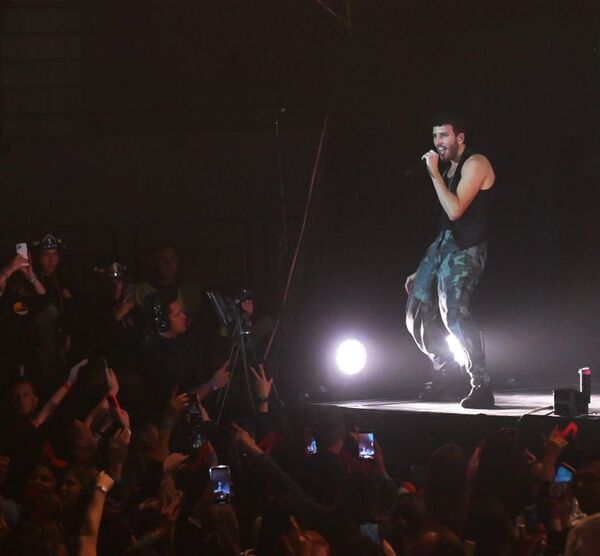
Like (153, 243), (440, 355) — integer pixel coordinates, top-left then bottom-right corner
(1, 0), (599, 397)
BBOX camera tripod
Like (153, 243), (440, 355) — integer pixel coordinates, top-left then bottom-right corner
(214, 308), (258, 425)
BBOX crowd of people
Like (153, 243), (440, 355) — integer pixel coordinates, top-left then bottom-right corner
(1, 232), (600, 556)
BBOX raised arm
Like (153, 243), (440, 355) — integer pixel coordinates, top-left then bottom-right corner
(31, 359), (88, 428)
(78, 470), (114, 556)
(188, 360), (231, 402)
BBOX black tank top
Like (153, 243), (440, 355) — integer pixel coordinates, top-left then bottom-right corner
(436, 146), (493, 249)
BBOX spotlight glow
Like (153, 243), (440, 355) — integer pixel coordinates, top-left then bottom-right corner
(446, 334), (469, 368)
(335, 339), (367, 375)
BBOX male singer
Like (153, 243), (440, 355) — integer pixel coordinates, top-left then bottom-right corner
(405, 113), (495, 409)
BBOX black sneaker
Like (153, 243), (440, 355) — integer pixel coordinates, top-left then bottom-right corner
(460, 384), (495, 409)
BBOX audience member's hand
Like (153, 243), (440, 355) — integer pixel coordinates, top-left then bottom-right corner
(10, 254), (29, 274)
(113, 296), (135, 322)
(211, 361), (231, 390)
(18, 259), (35, 281)
(541, 427), (569, 482)
(251, 364), (273, 400)
(543, 427), (568, 463)
(231, 422), (263, 457)
(515, 523), (547, 556)
(108, 427), (131, 469)
(157, 498), (181, 536)
(0, 456), (10, 486)
(95, 470), (115, 494)
(197, 401), (211, 422)
(281, 515), (311, 556)
(547, 486), (572, 529)
(167, 387), (190, 418)
(66, 358), (88, 387)
(106, 367), (120, 397)
(163, 452), (189, 474)
(382, 540), (398, 556)
(115, 408), (131, 431)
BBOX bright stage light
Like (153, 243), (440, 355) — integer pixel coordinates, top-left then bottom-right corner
(335, 339), (367, 375)
(446, 334), (469, 368)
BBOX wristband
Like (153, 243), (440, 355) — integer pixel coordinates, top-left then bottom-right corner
(29, 275), (39, 284)
(94, 484), (108, 494)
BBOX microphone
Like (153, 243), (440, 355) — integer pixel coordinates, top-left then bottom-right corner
(403, 154), (449, 177)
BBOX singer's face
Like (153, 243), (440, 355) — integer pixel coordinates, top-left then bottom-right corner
(432, 125), (464, 162)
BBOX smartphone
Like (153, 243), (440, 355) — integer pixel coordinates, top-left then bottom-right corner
(554, 463), (575, 484)
(209, 465), (231, 504)
(551, 462), (575, 497)
(16, 242), (29, 260)
(358, 431), (375, 460)
(303, 428), (317, 455)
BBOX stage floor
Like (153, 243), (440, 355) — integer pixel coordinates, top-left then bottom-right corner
(315, 387), (600, 467)
(322, 387), (600, 420)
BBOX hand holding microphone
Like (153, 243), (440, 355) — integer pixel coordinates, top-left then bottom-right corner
(403, 150), (441, 177)
(421, 149), (441, 178)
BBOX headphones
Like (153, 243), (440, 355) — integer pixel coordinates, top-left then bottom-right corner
(150, 293), (170, 333)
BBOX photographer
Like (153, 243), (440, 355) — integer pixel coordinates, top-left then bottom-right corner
(140, 288), (230, 416)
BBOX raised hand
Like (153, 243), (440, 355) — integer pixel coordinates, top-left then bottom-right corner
(250, 364), (273, 400)
(95, 470), (114, 494)
(67, 358), (88, 387)
(211, 360), (231, 390)
(231, 422), (263, 457)
(421, 149), (441, 178)
(106, 367), (119, 397)
(167, 386), (190, 417)
(163, 452), (189, 474)
(108, 427), (131, 474)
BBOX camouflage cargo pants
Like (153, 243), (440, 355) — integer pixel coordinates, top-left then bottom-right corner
(406, 230), (489, 387)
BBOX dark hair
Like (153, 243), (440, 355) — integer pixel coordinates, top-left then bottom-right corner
(150, 242), (181, 282)
(311, 405), (345, 450)
(430, 113), (467, 137)
(156, 286), (179, 315)
(424, 444), (468, 533)
(10, 376), (37, 394)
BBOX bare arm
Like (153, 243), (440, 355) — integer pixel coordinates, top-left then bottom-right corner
(187, 360), (230, 402)
(423, 152), (494, 221)
(0, 255), (28, 296)
(19, 263), (46, 295)
(151, 389), (189, 463)
(78, 471), (114, 556)
(31, 359), (88, 428)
